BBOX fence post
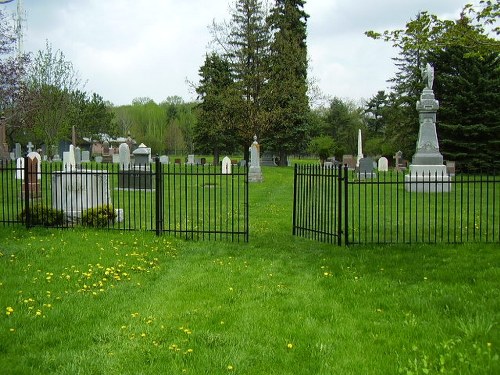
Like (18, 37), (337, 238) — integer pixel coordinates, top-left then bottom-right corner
(23, 155), (31, 229)
(154, 156), (163, 236)
(344, 164), (349, 246)
(337, 164), (342, 246)
(292, 164), (298, 236)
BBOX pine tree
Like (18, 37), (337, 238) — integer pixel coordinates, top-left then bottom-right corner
(432, 45), (500, 172)
(264, 0), (309, 165)
(195, 53), (239, 164)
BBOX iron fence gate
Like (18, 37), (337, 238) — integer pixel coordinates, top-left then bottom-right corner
(293, 164), (500, 245)
(0, 157), (249, 242)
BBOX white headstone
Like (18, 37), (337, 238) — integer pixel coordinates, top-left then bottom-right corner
(16, 157), (24, 180)
(118, 143), (131, 170)
(63, 145), (76, 171)
(378, 157), (389, 172)
(159, 155), (169, 164)
(222, 156), (232, 174)
(81, 150), (90, 163)
(186, 154), (195, 165)
(248, 135), (263, 182)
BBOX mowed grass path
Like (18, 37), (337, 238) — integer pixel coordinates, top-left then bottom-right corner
(0, 167), (499, 374)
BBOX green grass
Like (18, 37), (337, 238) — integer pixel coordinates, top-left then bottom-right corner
(0, 166), (499, 374)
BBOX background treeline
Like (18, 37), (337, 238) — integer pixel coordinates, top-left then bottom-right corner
(1, 1), (498, 172)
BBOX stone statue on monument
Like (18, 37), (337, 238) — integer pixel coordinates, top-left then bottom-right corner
(420, 63), (434, 90)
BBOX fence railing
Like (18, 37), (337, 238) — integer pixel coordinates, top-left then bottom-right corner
(0, 158), (249, 242)
(293, 164), (500, 245)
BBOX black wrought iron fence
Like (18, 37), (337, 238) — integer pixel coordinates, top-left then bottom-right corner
(0, 158), (248, 242)
(293, 164), (500, 245)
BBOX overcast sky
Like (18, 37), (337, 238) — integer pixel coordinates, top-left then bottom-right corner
(4, 0), (467, 106)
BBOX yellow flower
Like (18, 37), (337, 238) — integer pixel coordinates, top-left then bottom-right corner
(6, 306), (14, 315)
(227, 365), (234, 371)
(287, 343), (293, 349)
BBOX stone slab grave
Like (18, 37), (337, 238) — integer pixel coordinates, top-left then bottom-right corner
(358, 157), (376, 180)
(119, 143), (153, 189)
(378, 157), (389, 172)
(261, 151), (276, 167)
(81, 150), (91, 163)
(342, 155), (356, 170)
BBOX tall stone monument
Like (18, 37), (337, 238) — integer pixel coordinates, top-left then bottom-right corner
(356, 129), (364, 167)
(248, 135), (263, 182)
(405, 63), (451, 192)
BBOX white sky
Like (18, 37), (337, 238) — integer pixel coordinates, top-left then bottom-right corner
(4, 0), (466, 106)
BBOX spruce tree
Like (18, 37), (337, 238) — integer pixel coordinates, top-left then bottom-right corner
(264, 0), (309, 165)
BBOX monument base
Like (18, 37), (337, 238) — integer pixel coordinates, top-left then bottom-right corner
(405, 165), (451, 192)
(248, 166), (263, 183)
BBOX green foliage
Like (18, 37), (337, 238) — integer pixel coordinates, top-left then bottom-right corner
(264, 0), (310, 164)
(307, 135), (335, 162)
(81, 205), (117, 228)
(18, 204), (64, 226)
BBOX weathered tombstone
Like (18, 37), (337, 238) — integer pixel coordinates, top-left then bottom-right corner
(358, 157), (376, 180)
(323, 161), (334, 169)
(222, 156), (232, 175)
(120, 143), (153, 189)
(174, 158), (181, 165)
(52, 169), (111, 223)
(248, 135), (263, 182)
(24, 152), (42, 198)
(112, 154), (120, 163)
(239, 159), (247, 167)
(63, 145), (76, 171)
(119, 143), (131, 170)
(15, 143), (22, 159)
(446, 161), (455, 177)
(81, 150), (91, 163)
(94, 155), (103, 163)
(378, 157), (389, 172)
(74, 146), (82, 167)
(394, 151), (404, 171)
(102, 141), (112, 163)
(186, 154), (195, 165)
(159, 155), (169, 164)
(26, 141), (34, 153)
(342, 154), (356, 170)
(261, 151), (276, 167)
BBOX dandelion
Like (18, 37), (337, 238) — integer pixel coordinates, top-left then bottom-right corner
(6, 306), (14, 316)
(287, 343), (293, 349)
(227, 365), (234, 371)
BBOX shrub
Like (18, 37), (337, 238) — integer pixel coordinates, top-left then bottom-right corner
(18, 204), (65, 226)
(81, 205), (117, 227)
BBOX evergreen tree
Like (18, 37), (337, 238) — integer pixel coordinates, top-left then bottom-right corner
(432, 45), (500, 172)
(195, 53), (239, 164)
(264, 0), (310, 165)
(224, 0), (270, 155)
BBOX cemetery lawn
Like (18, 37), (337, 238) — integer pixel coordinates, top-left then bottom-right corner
(1, 167), (499, 374)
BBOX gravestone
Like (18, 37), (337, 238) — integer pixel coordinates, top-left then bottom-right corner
(81, 150), (90, 163)
(358, 157), (376, 180)
(342, 154), (356, 170)
(446, 161), (455, 177)
(118, 143), (131, 170)
(394, 151), (405, 171)
(52, 169), (111, 223)
(102, 141), (112, 163)
(159, 155), (169, 164)
(94, 155), (103, 163)
(261, 151), (276, 167)
(24, 152), (42, 198)
(63, 145), (76, 171)
(405, 63), (451, 192)
(378, 157), (389, 172)
(120, 143), (153, 189)
(186, 154), (195, 165)
(222, 156), (232, 175)
(248, 135), (263, 182)
(74, 147), (82, 167)
(15, 143), (22, 159)
(26, 142), (34, 153)
(15, 157), (24, 180)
